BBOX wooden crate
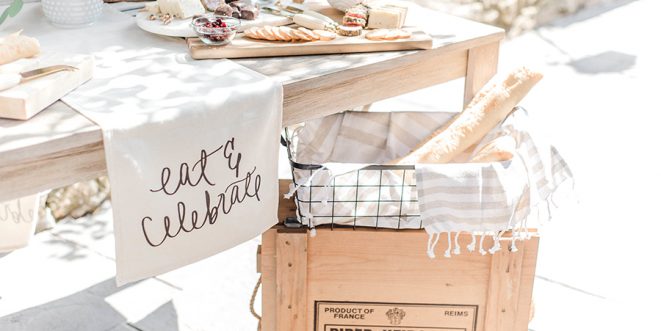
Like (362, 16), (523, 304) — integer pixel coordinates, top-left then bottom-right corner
(259, 188), (539, 331)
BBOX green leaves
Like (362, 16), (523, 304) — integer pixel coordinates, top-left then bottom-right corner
(0, 0), (24, 26)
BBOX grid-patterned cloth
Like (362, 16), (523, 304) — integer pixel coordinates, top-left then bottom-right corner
(289, 109), (573, 256)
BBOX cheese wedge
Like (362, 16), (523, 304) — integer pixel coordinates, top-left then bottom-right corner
(157, 0), (205, 19)
(384, 4), (408, 27)
(368, 6), (405, 29)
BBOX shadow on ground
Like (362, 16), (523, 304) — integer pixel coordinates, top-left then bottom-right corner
(0, 279), (179, 331)
(568, 51), (637, 74)
(549, 0), (638, 27)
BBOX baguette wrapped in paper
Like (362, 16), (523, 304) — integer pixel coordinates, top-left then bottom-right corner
(0, 31), (41, 66)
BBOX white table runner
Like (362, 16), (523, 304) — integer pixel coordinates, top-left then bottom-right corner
(5, 4), (283, 285)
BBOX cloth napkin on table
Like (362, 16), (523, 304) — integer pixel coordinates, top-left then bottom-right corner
(7, 4), (283, 285)
(290, 109), (573, 257)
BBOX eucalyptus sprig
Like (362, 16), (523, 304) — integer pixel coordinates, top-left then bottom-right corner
(0, 0), (23, 26)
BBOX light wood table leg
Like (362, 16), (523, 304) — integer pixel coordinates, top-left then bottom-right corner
(463, 41), (500, 107)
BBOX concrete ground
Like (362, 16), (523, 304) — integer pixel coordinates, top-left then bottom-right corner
(1, 0), (659, 330)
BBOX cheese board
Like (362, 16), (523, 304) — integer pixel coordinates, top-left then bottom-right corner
(0, 53), (94, 120)
(187, 27), (432, 59)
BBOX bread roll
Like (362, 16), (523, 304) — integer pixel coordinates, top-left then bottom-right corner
(0, 31), (41, 65)
(469, 135), (516, 163)
(395, 66), (542, 164)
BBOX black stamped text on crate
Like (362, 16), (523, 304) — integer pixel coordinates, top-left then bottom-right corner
(314, 301), (478, 331)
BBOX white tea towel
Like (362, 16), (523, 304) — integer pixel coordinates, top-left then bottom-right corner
(9, 4), (283, 285)
(289, 109), (573, 256)
(417, 110), (572, 256)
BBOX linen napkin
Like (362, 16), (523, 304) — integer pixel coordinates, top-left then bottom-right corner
(7, 4), (283, 285)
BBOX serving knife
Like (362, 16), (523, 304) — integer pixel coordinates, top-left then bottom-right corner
(0, 65), (78, 91)
(261, 5), (338, 31)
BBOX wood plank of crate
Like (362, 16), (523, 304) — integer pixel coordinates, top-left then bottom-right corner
(260, 227), (539, 331)
(275, 230), (308, 331)
(304, 229), (492, 330)
(514, 236), (539, 330)
(261, 230), (277, 330)
(0, 7), (503, 202)
(259, 180), (298, 329)
(484, 238), (527, 331)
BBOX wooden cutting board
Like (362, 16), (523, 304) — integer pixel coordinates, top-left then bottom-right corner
(0, 53), (94, 121)
(187, 28), (433, 59)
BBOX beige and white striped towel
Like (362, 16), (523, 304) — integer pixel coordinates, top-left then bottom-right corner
(289, 109), (573, 256)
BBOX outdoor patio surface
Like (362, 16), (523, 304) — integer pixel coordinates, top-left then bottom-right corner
(1, 0), (658, 330)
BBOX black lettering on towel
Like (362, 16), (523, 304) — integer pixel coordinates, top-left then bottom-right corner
(141, 137), (262, 247)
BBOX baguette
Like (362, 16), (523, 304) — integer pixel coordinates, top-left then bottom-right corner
(469, 135), (516, 163)
(0, 31), (40, 65)
(395, 66), (542, 164)
(387, 69), (507, 165)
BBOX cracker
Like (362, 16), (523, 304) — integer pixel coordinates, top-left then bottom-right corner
(365, 29), (388, 40)
(263, 26), (278, 41)
(313, 29), (337, 41)
(254, 28), (269, 40)
(384, 29), (401, 40)
(397, 29), (412, 39)
(274, 27), (292, 41)
(298, 27), (319, 41)
(280, 26), (297, 41)
(292, 29), (312, 41)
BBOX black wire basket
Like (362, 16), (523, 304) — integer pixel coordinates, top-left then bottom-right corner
(283, 128), (422, 230)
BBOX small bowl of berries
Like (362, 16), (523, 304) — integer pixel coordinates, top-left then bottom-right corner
(191, 15), (240, 46)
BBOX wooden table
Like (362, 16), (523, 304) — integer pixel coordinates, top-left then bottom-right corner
(0, 6), (503, 202)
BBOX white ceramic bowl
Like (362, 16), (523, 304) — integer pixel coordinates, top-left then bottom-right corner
(42, 0), (104, 28)
(327, 0), (363, 12)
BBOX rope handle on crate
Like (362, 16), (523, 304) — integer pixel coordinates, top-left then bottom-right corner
(250, 275), (262, 331)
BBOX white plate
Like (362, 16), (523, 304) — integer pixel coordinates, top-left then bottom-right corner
(135, 11), (293, 38)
